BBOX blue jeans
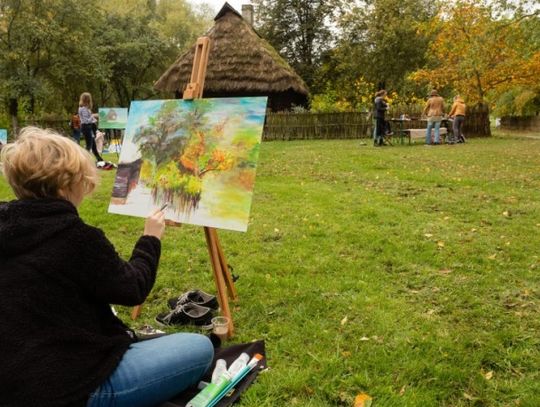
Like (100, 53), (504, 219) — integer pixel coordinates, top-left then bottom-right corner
(72, 129), (81, 144)
(425, 120), (441, 144)
(87, 333), (214, 407)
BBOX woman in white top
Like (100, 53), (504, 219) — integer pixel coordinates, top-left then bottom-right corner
(78, 92), (104, 161)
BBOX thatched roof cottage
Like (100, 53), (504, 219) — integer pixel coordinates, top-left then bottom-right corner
(153, 2), (309, 112)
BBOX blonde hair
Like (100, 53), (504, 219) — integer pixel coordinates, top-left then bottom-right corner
(0, 126), (98, 201)
(79, 92), (93, 109)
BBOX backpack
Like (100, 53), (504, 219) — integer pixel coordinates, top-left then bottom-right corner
(70, 114), (81, 130)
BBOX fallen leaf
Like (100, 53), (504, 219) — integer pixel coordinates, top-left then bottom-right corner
(439, 269), (452, 275)
(360, 336), (370, 341)
(341, 351), (352, 358)
(463, 392), (476, 400)
(488, 254), (497, 260)
(485, 371), (494, 380)
(399, 385), (406, 395)
(437, 241), (445, 248)
(274, 228), (280, 232)
(340, 316), (348, 326)
(502, 210), (511, 217)
(354, 393), (373, 407)
(424, 233), (433, 238)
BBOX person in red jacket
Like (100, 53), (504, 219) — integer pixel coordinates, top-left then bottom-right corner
(0, 127), (213, 407)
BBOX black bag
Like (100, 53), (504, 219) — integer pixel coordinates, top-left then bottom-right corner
(160, 340), (267, 407)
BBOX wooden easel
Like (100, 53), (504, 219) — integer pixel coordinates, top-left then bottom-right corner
(132, 37), (237, 337)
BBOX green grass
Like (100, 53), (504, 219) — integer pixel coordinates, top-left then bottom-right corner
(1, 131), (540, 406)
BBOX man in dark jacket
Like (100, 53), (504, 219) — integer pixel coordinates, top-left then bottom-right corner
(373, 90), (390, 146)
(0, 127), (213, 407)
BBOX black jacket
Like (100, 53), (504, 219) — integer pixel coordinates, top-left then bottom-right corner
(373, 96), (388, 119)
(0, 198), (161, 407)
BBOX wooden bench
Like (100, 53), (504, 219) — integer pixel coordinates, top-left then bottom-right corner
(400, 127), (447, 144)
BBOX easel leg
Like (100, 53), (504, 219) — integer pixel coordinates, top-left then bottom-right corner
(209, 228), (238, 301)
(131, 304), (142, 320)
(204, 227), (235, 337)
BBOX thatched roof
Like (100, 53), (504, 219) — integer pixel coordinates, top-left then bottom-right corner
(153, 3), (309, 98)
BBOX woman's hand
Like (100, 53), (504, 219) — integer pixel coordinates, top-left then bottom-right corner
(144, 208), (166, 240)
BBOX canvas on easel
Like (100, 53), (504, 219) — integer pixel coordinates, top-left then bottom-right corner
(108, 97), (267, 231)
(0, 129), (7, 146)
(98, 108), (128, 129)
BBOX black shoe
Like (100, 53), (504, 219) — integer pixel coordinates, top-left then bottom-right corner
(156, 303), (214, 326)
(167, 290), (219, 310)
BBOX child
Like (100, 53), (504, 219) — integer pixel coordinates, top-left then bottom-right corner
(0, 127), (213, 407)
(95, 129), (105, 154)
(69, 111), (81, 144)
(78, 92), (105, 162)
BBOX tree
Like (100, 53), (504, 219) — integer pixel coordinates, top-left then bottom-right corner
(252, 0), (341, 90)
(410, 1), (540, 106)
(311, 0), (436, 110)
(339, 0), (435, 90)
(0, 0), (101, 131)
(136, 100), (235, 213)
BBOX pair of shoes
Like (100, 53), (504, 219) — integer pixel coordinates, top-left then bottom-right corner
(156, 303), (214, 326)
(167, 289), (219, 310)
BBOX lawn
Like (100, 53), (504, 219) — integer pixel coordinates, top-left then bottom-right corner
(1, 131), (540, 406)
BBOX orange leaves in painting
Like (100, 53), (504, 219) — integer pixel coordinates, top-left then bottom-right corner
(179, 131), (205, 173)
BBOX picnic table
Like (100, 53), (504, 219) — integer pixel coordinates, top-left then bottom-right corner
(389, 117), (451, 145)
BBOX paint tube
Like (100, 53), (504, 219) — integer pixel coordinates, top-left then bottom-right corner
(186, 372), (232, 407)
(226, 352), (249, 377)
(211, 359), (227, 384)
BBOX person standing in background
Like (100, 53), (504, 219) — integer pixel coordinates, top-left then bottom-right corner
(78, 92), (104, 162)
(373, 90), (389, 147)
(69, 111), (81, 144)
(448, 95), (466, 144)
(423, 90), (445, 145)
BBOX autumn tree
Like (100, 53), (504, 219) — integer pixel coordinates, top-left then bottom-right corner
(410, 0), (540, 107)
(136, 101), (234, 213)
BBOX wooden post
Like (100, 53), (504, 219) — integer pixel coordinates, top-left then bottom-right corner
(133, 37), (237, 338)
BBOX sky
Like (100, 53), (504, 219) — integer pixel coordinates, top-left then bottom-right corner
(195, 0), (250, 14)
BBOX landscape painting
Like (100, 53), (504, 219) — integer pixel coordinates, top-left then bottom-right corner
(99, 108), (128, 129)
(108, 97), (268, 232)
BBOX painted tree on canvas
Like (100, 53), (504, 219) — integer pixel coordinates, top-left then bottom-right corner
(134, 100), (239, 213)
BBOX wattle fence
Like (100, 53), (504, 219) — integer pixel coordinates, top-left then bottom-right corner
(10, 104), (491, 142)
(263, 104), (491, 141)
